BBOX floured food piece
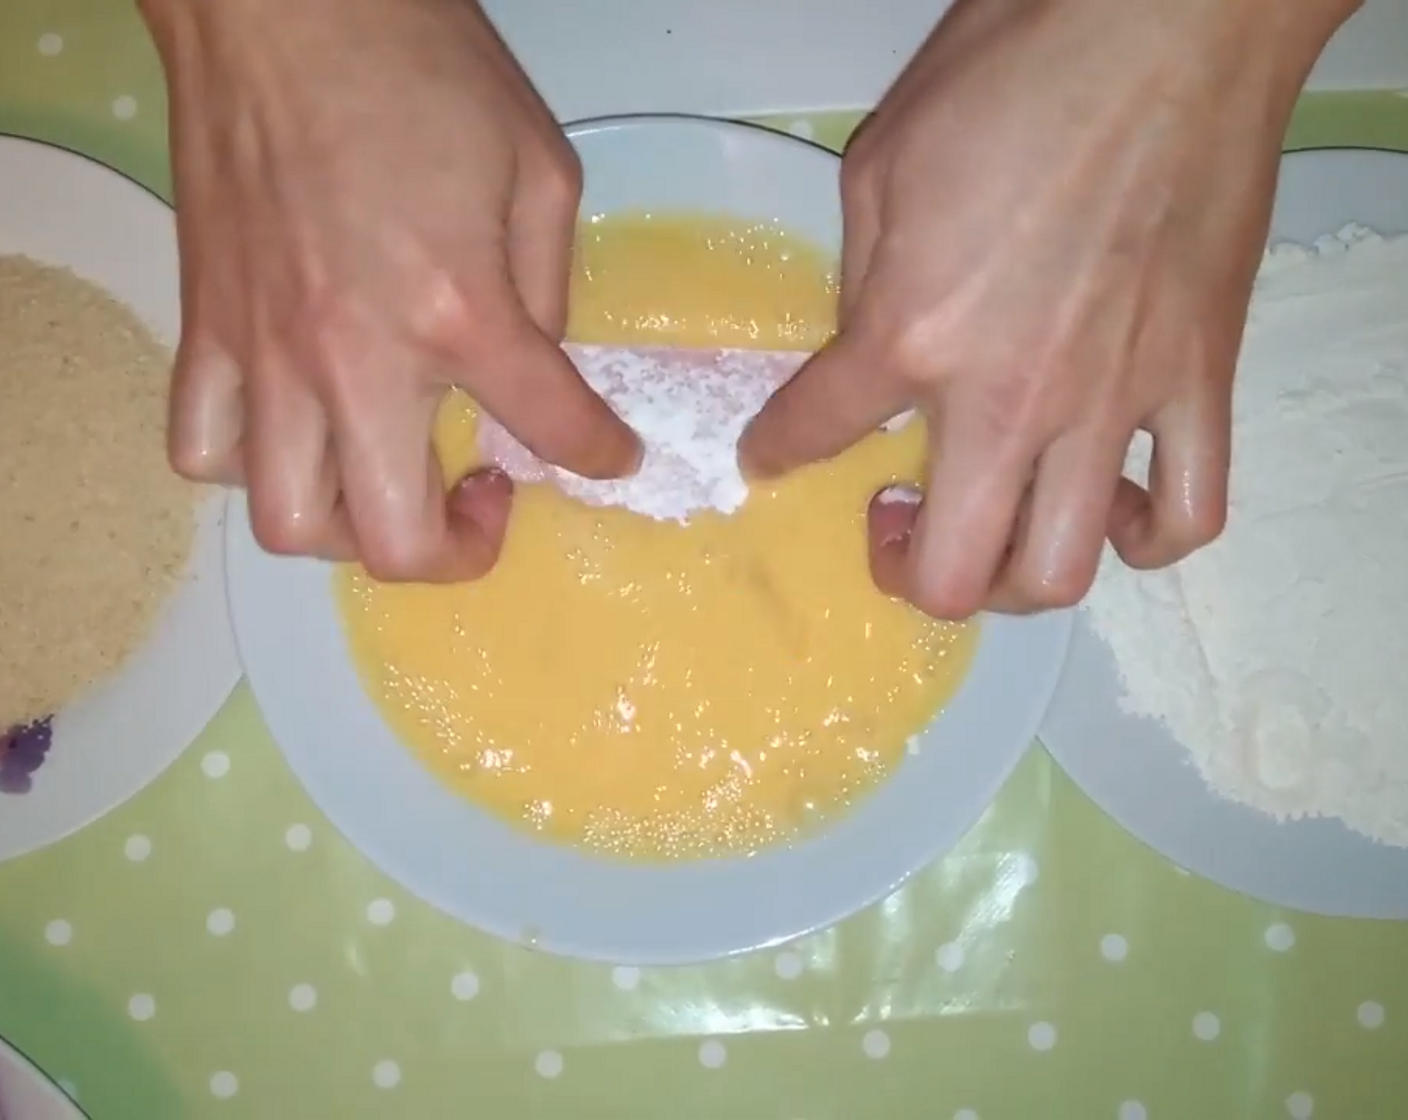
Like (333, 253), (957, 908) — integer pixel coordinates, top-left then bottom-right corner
(477, 345), (919, 523)
(338, 212), (977, 861)
(477, 344), (801, 523)
(0, 255), (196, 728)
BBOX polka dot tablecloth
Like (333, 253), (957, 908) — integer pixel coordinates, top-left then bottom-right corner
(3, 3), (1408, 1118)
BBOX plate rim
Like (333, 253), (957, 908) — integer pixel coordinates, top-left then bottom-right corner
(0, 1032), (87, 1120)
(225, 112), (1074, 964)
(0, 132), (242, 862)
(1038, 145), (1408, 920)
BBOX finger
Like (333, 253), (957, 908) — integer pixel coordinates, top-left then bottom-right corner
(739, 328), (910, 480)
(1108, 386), (1231, 570)
(452, 299), (641, 482)
(867, 483), (923, 598)
(167, 332), (245, 486)
(905, 398), (1039, 621)
(506, 150), (581, 341)
(836, 157), (881, 326)
(331, 370), (509, 584)
(987, 427), (1127, 614)
(243, 357), (356, 562)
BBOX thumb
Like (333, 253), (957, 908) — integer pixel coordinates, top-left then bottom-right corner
(452, 292), (642, 482)
(739, 329), (909, 480)
(448, 466), (515, 555)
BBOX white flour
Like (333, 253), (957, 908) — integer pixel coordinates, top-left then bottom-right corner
(1083, 225), (1408, 847)
(479, 344), (914, 523)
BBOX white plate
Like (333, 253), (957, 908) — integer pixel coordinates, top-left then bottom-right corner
(1039, 149), (1408, 920)
(226, 115), (1073, 965)
(0, 1035), (84, 1120)
(0, 135), (241, 862)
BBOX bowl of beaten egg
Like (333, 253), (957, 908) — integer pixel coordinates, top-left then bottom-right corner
(225, 114), (1073, 964)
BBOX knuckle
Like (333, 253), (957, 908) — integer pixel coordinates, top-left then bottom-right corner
(838, 145), (876, 205)
(1171, 501), (1227, 557)
(546, 145), (584, 209)
(358, 530), (438, 584)
(405, 273), (481, 355)
(249, 498), (322, 559)
(1181, 499), (1228, 553)
(167, 437), (224, 484)
(886, 323), (938, 388)
(908, 572), (984, 623)
(523, 137), (584, 216)
(1026, 566), (1095, 612)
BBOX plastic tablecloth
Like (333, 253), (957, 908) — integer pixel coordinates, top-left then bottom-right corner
(3, 3), (1408, 1117)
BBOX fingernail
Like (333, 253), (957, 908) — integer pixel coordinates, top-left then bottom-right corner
(869, 485), (922, 548)
(879, 409), (917, 433)
(876, 483), (923, 507)
(738, 444), (780, 484)
(452, 466), (511, 496)
(449, 467), (514, 533)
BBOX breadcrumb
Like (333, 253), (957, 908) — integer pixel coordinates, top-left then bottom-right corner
(0, 255), (196, 726)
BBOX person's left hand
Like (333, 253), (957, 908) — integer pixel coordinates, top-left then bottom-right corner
(740, 0), (1357, 621)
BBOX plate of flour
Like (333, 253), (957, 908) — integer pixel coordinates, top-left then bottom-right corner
(1040, 148), (1408, 920)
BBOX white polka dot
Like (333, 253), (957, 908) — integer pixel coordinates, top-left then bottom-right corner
(451, 971), (480, 1001)
(1286, 1091), (1314, 1119)
(936, 941), (965, 973)
(1119, 1102), (1147, 1120)
(206, 908), (235, 936)
(787, 119), (815, 140)
(774, 951), (804, 980)
(1264, 922), (1295, 952)
(1193, 1011), (1221, 1041)
(372, 1060), (400, 1089)
(288, 983), (317, 1012)
(201, 751), (230, 778)
(36, 33), (63, 56)
(285, 823), (311, 851)
(366, 898), (395, 925)
(534, 1049), (563, 1078)
(208, 1071), (238, 1099)
(698, 1039), (727, 1068)
(57, 1079), (77, 1100)
(1357, 1000), (1385, 1029)
(955, 1111), (979, 1120)
(862, 1028), (890, 1059)
(1100, 934), (1128, 962)
(611, 965), (640, 991)
(111, 95), (138, 121)
(44, 919), (72, 946)
(124, 834), (152, 862)
(127, 993), (156, 1021)
(1027, 1021), (1057, 1051)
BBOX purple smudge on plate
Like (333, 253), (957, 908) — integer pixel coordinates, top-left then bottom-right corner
(0, 717), (54, 795)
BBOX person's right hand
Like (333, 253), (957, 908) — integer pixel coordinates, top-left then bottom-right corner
(140, 0), (640, 581)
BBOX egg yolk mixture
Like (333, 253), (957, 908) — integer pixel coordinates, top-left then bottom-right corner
(336, 213), (978, 860)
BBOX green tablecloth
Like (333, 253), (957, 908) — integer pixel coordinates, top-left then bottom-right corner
(3, 3), (1408, 1117)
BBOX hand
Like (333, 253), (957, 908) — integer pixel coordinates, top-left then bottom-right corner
(740, 0), (1357, 620)
(141, 0), (640, 582)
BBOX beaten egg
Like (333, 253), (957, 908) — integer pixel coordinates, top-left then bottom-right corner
(336, 212), (978, 861)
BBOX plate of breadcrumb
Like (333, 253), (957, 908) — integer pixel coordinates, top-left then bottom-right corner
(0, 135), (240, 862)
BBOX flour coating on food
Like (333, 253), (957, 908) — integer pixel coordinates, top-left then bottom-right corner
(1083, 225), (1408, 847)
(480, 345), (921, 522)
(476, 345), (797, 522)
